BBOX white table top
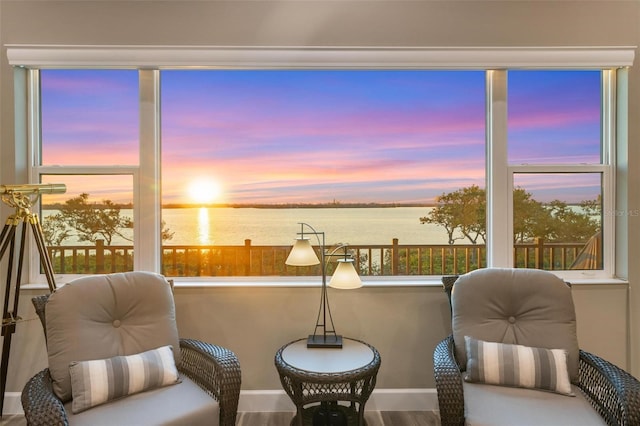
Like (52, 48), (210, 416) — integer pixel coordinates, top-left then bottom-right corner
(281, 338), (375, 374)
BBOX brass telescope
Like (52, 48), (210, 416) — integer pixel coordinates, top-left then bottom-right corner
(0, 183), (66, 195)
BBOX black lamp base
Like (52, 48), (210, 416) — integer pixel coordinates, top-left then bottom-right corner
(307, 334), (343, 348)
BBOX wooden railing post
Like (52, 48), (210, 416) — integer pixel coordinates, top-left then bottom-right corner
(535, 237), (544, 269)
(244, 239), (252, 275)
(96, 239), (105, 273)
(392, 238), (399, 276)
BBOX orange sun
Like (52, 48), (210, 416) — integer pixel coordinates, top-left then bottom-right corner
(187, 178), (223, 204)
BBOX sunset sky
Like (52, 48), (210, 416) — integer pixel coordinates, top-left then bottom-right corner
(39, 69), (601, 205)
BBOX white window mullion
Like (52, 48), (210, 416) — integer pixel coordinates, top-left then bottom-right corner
(25, 69), (41, 283)
(486, 70), (511, 267)
(609, 68), (625, 278)
(602, 69), (617, 279)
(137, 69), (162, 272)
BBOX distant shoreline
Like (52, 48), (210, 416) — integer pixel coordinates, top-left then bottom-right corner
(42, 202), (437, 209)
(163, 202), (437, 209)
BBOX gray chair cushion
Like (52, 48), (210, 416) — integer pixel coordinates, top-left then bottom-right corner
(463, 381), (606, 426)
(64, 375), (220, 426)
(45, 271), (181, 401)
(452, 268), (579, 381)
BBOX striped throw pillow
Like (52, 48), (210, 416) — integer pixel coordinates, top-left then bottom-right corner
(69, 345), (180, 413)
(464, 336), (574, 396)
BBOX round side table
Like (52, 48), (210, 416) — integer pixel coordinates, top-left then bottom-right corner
(274, 337), (381, 426)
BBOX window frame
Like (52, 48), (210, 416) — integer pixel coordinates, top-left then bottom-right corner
(507, 164), (611, 280)
(488, 68), (616, 280)
(8, 46), (633, 284)
(33, 166), (139, 282)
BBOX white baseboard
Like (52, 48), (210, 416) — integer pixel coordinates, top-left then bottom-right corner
(5, 388), (438, 416)
(3, 392), (23, 416)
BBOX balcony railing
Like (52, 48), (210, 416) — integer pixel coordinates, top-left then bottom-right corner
(45, 238), (595, 277)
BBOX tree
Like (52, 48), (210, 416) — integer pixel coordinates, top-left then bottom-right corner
(41, 213), (73, 261)
(43, 193), (174, 246)
(455, 185), (486, 244)
(41, 213), (73, 247)
(422, 185), (600, 245)
(544, 200), (599, 243)
(420, 196), (461, 245)
(161, 220), (174, 242)
(58, 193), (133, 245)
(579, 195), (602, 218)
(420, 185), (486, 245)
(513, 187), (549, 243)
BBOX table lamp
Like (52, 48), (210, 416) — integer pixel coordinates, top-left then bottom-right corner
(285, 222), (362, 348)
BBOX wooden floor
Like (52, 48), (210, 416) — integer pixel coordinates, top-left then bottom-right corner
(0, 415), (24, 426)
(237, 411), (441, 425)
(5, 411), (440, 425)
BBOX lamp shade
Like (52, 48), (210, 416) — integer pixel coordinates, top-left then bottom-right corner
(285, 238), (320, 266)
(329, 259), (362, 289)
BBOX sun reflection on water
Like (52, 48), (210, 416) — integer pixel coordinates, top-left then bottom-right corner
(198, 207), (210, 245)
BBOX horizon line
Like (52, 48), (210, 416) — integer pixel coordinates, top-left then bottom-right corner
(41, 201), (438, 209)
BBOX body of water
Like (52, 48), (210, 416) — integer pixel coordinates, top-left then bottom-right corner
(163, 206), (449, 246)
(43, 206), (458, 246)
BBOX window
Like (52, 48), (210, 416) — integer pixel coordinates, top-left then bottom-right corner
(35, 69), (139, 278)
(40, 174), (135, 274)
(39, 70), (139, 166)
(508, 70), (602, 164)
(13, 47), (630, 283)
(160, 70), (485, 277)
(511, 172), (603, 270)
(507, 70), (607, 272)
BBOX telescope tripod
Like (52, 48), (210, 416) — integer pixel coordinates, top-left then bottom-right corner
(0, 190), (57, 416)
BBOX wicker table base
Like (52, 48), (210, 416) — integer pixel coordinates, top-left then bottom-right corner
(275, 338), (381, 426)
(293, 403), (367, 426)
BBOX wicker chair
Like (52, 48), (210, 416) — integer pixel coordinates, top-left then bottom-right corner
(21, 272), (241, 426)
(434, 269), (640, 426)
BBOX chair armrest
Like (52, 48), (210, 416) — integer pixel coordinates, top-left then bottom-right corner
(578, 349), (640, 426)
(433, 334), (465, 426)
(21, 369), (68, 426)
(179, 338), (242, 426)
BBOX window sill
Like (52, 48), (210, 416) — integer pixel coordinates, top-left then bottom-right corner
(19, 275), (629, 290)
(173, 276), (445, 288)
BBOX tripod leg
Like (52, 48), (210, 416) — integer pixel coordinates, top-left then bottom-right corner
(0, 224), (12, 255)
(30, 216), (57, 292)
(1, 225), (18, 335)
(0, 331), (13, 417)
(0, 223), (17, 266)
(0, 222), (19, 417)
